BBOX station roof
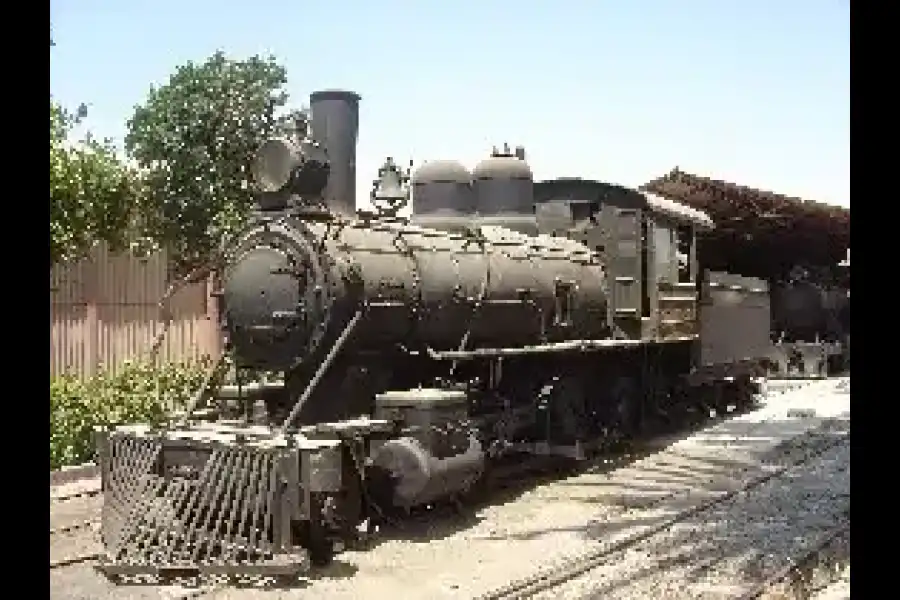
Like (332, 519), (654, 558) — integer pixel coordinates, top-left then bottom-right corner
(643, 190), (715, 230)
(640, 168), (850, 281)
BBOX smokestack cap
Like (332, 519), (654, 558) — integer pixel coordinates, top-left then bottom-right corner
(309, 90), (361, 103)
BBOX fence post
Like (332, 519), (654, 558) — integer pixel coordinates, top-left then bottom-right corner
(84, 250), (99, 377)
(206, 273), (223, 359)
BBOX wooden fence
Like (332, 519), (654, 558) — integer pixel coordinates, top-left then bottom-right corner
(50, 243), (222, 378)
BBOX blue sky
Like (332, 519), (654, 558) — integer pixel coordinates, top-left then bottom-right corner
(50, 0), (849, 209)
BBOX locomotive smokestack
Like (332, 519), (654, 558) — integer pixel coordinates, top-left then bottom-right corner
(309, 90), (361, 216)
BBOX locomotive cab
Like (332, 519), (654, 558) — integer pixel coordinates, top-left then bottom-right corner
(533, 180), (712, 343)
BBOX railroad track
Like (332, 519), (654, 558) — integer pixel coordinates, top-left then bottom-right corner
(49, 516), (103, 570)
(51, 488), (101, 503)
(50, 518), (99, 537)
(476, 428), (850, 600)
(46, 378), (823, 598)
(43, 411), (766, 599)
(373, 386), (781, 539)
(50, 473), (103, 571)
(50, 550), (101, 571)
(476, 379), (820, 508)
(737, 521), (850, 600)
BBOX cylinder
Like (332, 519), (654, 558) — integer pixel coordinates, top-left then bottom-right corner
(221, 217), (609, 371)
(309, 90), (361, 216)
(368, 435), (485, 508)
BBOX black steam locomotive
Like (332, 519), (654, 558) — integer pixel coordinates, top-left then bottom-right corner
(93, 90), (816, 580)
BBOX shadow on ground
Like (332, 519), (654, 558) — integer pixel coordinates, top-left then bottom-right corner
(472, 414), (851, 599)
(356, 399), (764, 551)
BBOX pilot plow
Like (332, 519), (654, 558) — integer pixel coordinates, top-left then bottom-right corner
(92, 423), (351, 582)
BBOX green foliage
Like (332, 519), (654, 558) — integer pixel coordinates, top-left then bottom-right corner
(125, 51), (300, 273)
(50, 99), (144, 266)
(49, 360), (211, 470)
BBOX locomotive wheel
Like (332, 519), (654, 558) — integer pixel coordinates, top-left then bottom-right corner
(646, 370), (676, 425)
(363, 466), (403, 520)
(608, 375), (641, 438)
(549, 375), (590, 444)
(732, 376), (758, 410)
(301, 494), (337, 567)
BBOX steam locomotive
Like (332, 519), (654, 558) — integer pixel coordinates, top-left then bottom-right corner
(93, 90), (816, 580)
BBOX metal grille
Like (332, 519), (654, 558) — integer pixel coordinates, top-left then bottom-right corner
(97, 431), (305, 579)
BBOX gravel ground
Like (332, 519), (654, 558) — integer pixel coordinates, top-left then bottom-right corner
(49, 377), (849, 600)
(805, 566), (850, 600)
(534, 428), (850, 600)
(756, 538), (850, 600)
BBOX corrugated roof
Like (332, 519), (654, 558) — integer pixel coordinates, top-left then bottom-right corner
(642, 190), (715, 230)
(641, 168), (850, 280)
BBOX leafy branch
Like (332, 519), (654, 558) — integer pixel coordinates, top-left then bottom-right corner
(50, 99), (144, 267)
(124, 51), (301, 274)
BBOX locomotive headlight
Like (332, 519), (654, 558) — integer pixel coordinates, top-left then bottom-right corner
(252, 136), (331, 208)
(253, 138), (300, 193)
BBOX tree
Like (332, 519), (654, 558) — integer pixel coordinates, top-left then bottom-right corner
(125, 51), (298, 273)
(50, 99), (143, 267)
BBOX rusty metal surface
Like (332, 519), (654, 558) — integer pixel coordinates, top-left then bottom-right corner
(95, 428), (306, 579)
(700, 271), (772, 368)
(222, 213), (611, 377)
